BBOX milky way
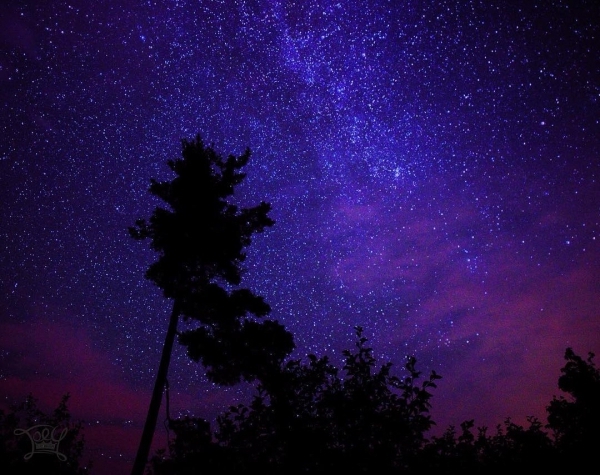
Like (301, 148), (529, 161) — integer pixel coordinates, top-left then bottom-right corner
(1, 1), (599, 473)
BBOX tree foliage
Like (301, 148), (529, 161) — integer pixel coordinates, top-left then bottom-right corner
(150, 327), (441, 474)
(148, 341), (600, 474)
(135, 136), (600, 475)
(546, 347), (600, 468)
(421, 416), (556, 474)
(0, 393), (90, 475)
(130, 135), (294, 384)
(130, 135), (295, 475)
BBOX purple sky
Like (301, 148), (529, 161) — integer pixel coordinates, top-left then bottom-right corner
(1, 1), (599, 473)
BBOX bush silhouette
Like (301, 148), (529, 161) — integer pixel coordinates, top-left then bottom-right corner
(546, 347), (600, 469)
(148, 340), (600, 474)
(150, 327), (441, 474)
(0, 394), (90, 475)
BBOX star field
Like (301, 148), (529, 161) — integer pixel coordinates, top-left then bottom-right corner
(1, 1), (599, 473)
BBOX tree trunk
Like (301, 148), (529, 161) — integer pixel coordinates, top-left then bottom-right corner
(131, 303), (179, 475)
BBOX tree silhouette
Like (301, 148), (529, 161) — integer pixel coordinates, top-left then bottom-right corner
(421, 416), (555, 474)
(143, 307), (600, 475)
(0, 393), (90, 475)
(150, 339), (600, 474)
(150, 327), (441, 474)
(129, 136), (294, 475)
(546, 347), (600, 469)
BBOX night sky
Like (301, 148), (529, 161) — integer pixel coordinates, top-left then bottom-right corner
(1, 1), (599, 473)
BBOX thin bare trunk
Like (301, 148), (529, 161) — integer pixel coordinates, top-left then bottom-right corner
(131, 303), (179, 475)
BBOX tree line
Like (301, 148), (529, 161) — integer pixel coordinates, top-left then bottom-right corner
(1, 340), (598, 474)
(1, 136), (598, 474)
(147, 334), (599, 474)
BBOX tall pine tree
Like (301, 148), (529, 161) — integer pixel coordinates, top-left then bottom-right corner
(129, 136), (293, 475)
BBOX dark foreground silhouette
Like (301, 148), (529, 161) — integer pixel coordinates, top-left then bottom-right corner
(129, 136), (293, 475)
(146, 331), (599, 474)
(3, 136), (597, 473)
(2, 343), (596, 473)
(0, 394), (90, 475)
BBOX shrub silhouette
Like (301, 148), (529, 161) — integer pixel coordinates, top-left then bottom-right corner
(0, 394), (90, 475)
(150, 327), (441, 474)
(149, 342), (600, 474)
(421, 416), (555, 474)
(546, 347), (600, 469)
